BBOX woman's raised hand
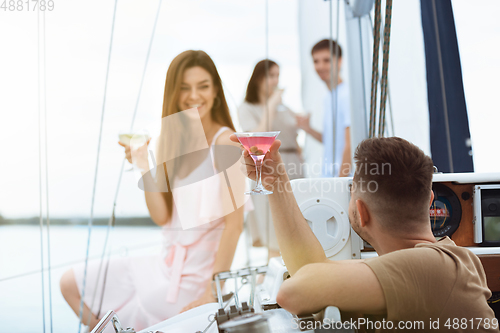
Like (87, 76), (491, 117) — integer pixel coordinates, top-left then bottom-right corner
(229, 134), (287, 191)
(268, 88), (283, 109)
(118, 138), (151, 171)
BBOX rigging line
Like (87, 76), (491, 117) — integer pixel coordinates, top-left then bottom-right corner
(222, 75), (252, 268)
(329, 0), (333, 104)
(218, 76), (251, 266)
(368, 0), (381, 138)
(431, 0), (454, 173)
(77, 0), (119, 331)
(41, 7), (54, 333)
(95, 241), (113, 319)
(377, 0), (393, 137)
(386, 77), (395, 136)
(221, 76), (255, 262)
(358, 17), (368, 140)
(328, 0), (340, 176)
(334, 0), (340, 174)
(265, 0), (269, 133)
(221, 80), (241, 120)
(89, 212), (115, 323)
(264, 0), (271, 259)
(368, 11), (395, 137)
(0, 240), (163, 283)
(328, 0), (333, 176)
(37, 5), (46, 333)
(89, 0), (164, 322)
(128, 0), (163, 132)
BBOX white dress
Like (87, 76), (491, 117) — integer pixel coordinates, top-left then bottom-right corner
(73, 127), (233, 331)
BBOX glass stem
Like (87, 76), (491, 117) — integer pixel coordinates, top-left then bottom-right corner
(255, 159), (263, 189)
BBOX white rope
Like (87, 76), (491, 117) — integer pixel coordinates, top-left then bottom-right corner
(358, 17), (369, 137)
(0, 240), (163, 282)
(264, 0), (271, 259)
(90, 0), (164, 322)
(37, 4), (54, 332)
(78, 0), (119, 331)
(37, 4), (47, 332)
(42, 6), (54, 332)
(328, 0), (340, 175)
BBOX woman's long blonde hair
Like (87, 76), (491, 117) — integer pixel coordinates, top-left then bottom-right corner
(157, 50), (235, 221)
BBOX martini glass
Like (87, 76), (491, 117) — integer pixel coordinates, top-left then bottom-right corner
(118, 129), (150, 171)
(235, 131), (280, 195)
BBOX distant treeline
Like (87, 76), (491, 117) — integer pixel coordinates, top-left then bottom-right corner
(0, 216), (157, 226)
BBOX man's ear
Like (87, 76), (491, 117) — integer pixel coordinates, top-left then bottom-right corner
(356, 199), (370, 228)
(429, 189), (435, 207)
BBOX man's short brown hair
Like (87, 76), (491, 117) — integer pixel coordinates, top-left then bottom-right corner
(311, 39), (342, 58)
(353, 137), (434, 230)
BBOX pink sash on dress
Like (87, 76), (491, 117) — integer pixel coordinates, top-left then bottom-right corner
(164, 243), (187, 303)
(163, 126), (231, 304)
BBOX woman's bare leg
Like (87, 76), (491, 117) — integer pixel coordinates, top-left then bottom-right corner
(60, 269), (100, 329)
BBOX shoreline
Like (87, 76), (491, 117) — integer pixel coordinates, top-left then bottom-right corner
(0, 216), (156, 227)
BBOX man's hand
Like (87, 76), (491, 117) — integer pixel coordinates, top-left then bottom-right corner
(230, 135), (326, 277)
(229, 134), (287, 191)
(268, 88), (284, 109)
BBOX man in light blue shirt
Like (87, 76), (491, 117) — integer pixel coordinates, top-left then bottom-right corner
(297, 39), (351, 177)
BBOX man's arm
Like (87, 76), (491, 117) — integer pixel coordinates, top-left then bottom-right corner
(339, 127), (351, 177)
(268, 171), (328, 275)
(276, 261), (386, 315)
(230, 135), (327, 275)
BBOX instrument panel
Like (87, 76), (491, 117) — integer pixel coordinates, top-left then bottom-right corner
(430, 183), (462, 238)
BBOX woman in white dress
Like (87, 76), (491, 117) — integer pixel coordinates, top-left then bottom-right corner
(238, 59), (304, 258)
(59, 50), (245, 331)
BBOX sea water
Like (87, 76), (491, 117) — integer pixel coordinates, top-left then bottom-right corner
(0, 224), (264, 332)
(0, 225), (163, 332)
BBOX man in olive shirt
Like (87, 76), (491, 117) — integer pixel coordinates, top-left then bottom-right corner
(230, 135), (497, 332)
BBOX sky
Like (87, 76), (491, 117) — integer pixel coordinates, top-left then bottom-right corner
(0, 0), (498, 219)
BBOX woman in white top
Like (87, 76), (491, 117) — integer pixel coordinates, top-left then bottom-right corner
(238, 59), (303, 258)
(60, 50), (245, 331)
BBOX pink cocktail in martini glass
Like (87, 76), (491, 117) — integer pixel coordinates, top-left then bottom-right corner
(234, 131), (280, 195)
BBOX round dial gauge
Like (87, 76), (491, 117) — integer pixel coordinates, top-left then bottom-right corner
(430, 183), (462, 237)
